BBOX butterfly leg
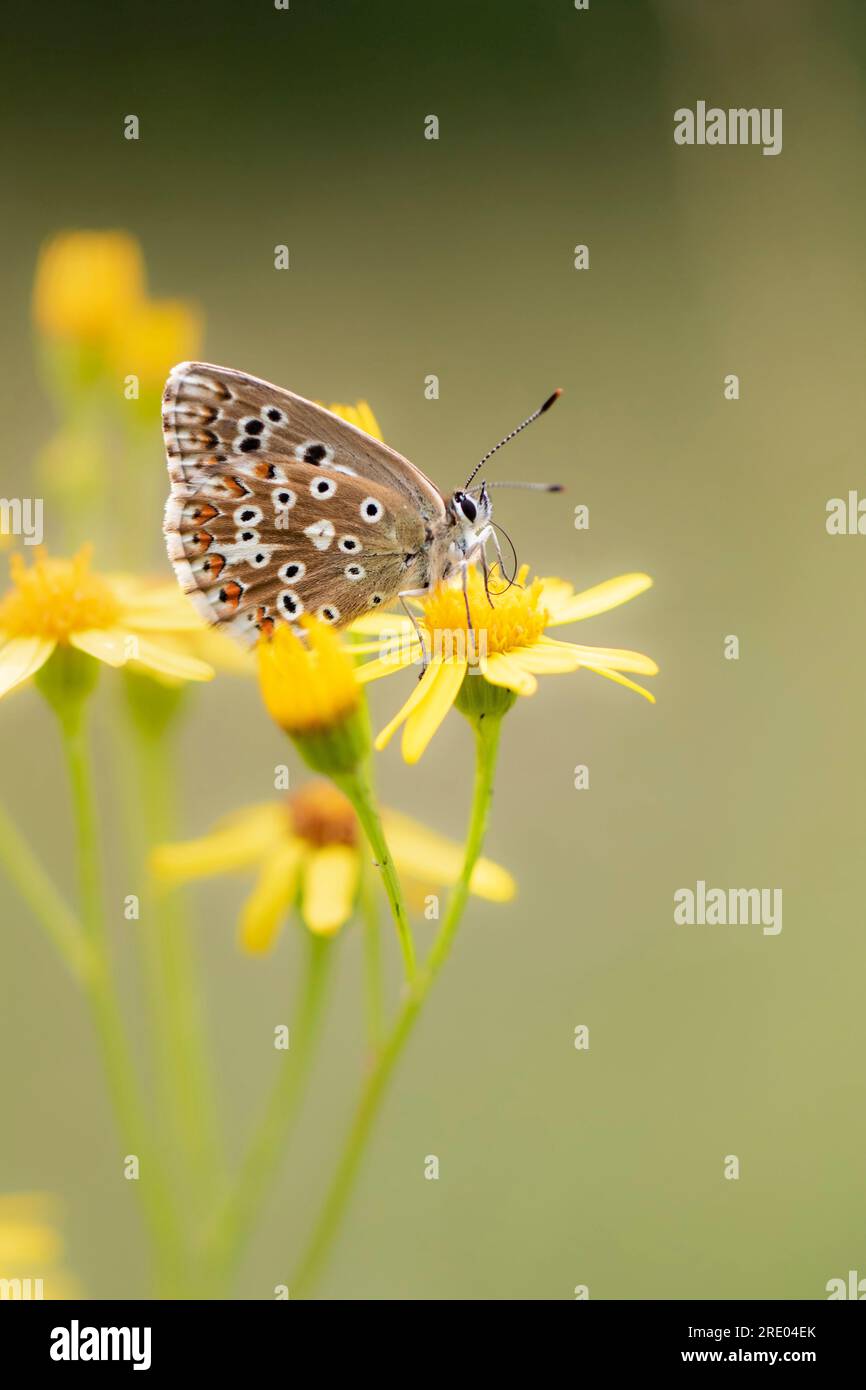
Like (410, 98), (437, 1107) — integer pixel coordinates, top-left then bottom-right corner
(460, 558), (476, 632)
(479, 546), (496, 608)
(398, 593), (430, 674)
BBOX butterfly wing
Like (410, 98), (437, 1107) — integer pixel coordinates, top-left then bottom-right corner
(163, 362), (444, 643)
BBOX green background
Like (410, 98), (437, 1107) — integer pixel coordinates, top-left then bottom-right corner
(2, 0), (865, 1298)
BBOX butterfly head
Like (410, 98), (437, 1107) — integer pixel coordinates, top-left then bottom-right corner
(448, 481), (493, 542)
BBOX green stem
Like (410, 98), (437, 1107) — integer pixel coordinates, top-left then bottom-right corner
(122, 691), (226, 1237)
(204, 932), (335, 1291)
(359, 853), (385, 1050)
(335, 762), (417, 982)
(54, 699), (185, 1296)
(290, 712), (503, 1298)
(0, 796), (93, 983)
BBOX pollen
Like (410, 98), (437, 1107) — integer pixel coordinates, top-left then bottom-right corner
(0, 547), (121, 640)
(286, 781), (358, 848)
(420, 565), (549, 654)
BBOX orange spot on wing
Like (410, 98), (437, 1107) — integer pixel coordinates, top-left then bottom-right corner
(220, 579), (243, 611)
(203, 553), (226, 579)
(188, 528), (214, 555)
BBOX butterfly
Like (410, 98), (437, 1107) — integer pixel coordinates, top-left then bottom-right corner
(162, 361), (560, 646)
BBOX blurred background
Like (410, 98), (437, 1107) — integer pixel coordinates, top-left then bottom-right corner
(2, 0), (865, 1298)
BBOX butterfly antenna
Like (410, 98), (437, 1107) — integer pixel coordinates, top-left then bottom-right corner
(464, 388), (561, 490)
(471, 480), (564, 494)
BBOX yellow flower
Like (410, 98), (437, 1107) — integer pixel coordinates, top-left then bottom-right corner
(114, 576), (255, 683)
(0, 547), (215, 698)
(0, 1192), (81, 1299)
(258, 619), (369, 774)
(151, 780), (516, 952)
(322, 400), (383, 441)
(258, 618), (360, 735)
(33, 231), (145, 344)
(109, 297), (203, 394)
(351, 567), (658, 763)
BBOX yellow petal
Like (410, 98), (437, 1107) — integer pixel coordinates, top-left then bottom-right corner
(301, 844), (359, 935)
(506, 642), (582, 674)
(33, 230), (145, 342)
(482, 651), (538, 695)
(586, 665), (656, 703)
(109, 298), (203, 393)
(323, 401), (383, 441)
(468, 855), (518, 902)
(347, 639), (398, 655)
(72, 628), (214, 680)
(0, 634), (55, 696)
(374, 657), (445, 749)
(356, 646), (419, 684)
(239, 840), (305, 953)
(545, 573), (653, 625)
(348, 636), (423, 659)
(382, 808), (516, 902)
(355, 401), (384, 442)
(122, 602), (204, 631)
(401, 659), (466, 763)
(69, 626), (133, 667)
(349, 612), (418, 637)
(109, 577), (204, 629)
(545, 639), (659, 675)
(535, 576), (575, 609)
(130, 636), (215, 682)
(150, 803), (287, 883)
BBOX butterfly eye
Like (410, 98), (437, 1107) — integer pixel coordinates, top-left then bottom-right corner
(280, 561), (306, 582)
(361, 497), (383, 523)
(460, 495), (478, 523)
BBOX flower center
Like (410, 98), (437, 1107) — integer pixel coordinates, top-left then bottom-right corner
(0, 548), (120, 641)
(286, 781), (357, 848)
(420, 566), (549, 655)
